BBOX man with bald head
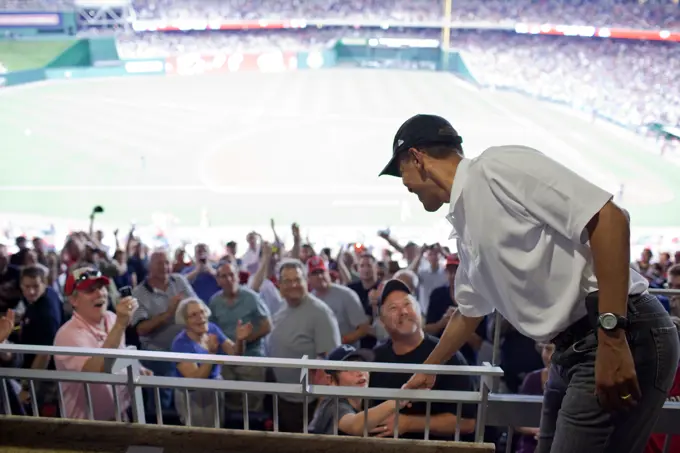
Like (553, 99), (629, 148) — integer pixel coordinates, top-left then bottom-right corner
(131, 250), (196, 415)
(209, 261), (271, 413)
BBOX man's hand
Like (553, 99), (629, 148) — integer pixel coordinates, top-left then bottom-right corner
(166, 293), (185, 317)
(235, 320), (254, 342)
(291, 223), (301, 241)
(115, 297), (138, 327)
(402, 373), (436, 391)
(0, 309), (15, 343)
(595, 332), (641, 411)
(140, 367), (154, 376)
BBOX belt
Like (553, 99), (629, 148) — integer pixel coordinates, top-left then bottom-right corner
(551, 291), (647, 350)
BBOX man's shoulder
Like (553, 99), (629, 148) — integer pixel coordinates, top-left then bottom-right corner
(307, 294), (334, 312)
(237, 286), (261, 301)
(54, 318), (85, 345)
(330, 283), (356, 298)
(372, 339), (394, 361)
(208, 291), (224, 306)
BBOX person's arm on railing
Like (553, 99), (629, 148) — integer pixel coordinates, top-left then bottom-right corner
(404, 265), (490, 390)
(339, 399), (409, 436)
(377, 412), (475, 437)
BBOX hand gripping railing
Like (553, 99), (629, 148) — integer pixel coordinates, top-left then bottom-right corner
(0, 343), (503, 443)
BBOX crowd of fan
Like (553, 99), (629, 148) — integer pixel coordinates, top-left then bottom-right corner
(1, 221), (679, 451)
(1, 0), (679, 28)
(455, 31), (680, 128)
(114, 28), (680, 128)
(127, 0), (680, 29)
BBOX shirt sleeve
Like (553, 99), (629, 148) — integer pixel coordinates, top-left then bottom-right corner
(314, 306), (341, 356)
(480, 146), (613, 244)
(454, 265), (494, 318)
(209, 323), (229, 345)
(345, 289), (370, 328)
(252, 293), (271, 319)
(175, 274), (197, 298)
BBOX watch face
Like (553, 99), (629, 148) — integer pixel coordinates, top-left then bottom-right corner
(600, 313), (618, 330)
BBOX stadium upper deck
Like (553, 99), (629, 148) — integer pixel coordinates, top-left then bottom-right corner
(0, 0), (678, 29)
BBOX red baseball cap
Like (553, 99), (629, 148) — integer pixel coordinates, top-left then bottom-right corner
(64, 267), (110, 296)
(446, 254), (460, 267)
(307, 256), (327, 273)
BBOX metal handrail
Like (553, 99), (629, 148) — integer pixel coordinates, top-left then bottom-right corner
(0, 344), (504, 377)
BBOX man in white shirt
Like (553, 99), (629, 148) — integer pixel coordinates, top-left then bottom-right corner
(380, 114), (679, 453)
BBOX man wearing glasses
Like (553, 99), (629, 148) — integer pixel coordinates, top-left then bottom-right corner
(54, 267), (150, 421)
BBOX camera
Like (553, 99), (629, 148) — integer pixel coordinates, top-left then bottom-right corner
(120, 286), (132, 298)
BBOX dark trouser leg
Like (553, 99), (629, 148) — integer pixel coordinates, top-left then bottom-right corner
(538, 294), (679, 453)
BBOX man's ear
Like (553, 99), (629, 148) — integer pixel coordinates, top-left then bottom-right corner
(408, 148), (428, 180)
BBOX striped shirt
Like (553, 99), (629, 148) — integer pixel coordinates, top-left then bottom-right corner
(131, 274), (196, 351)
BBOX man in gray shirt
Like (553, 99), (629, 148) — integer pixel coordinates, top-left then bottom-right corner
(267, 258), (341, 433)
(307, 256), (370, 348)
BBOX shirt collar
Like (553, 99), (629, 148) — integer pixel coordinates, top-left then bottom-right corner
(445, 158), (471, 238)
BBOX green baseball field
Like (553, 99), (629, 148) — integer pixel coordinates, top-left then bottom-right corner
(0, 69), (678, 241)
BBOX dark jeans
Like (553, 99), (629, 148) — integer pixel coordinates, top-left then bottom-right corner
(537, 293), (679, 453)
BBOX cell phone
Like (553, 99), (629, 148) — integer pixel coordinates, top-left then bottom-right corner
(120, 286), (132, 298)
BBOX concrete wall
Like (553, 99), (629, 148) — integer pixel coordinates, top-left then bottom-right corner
(0, 416), (494, 453)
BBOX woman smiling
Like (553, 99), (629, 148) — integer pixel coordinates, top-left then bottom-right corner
(171, 297), (253, 427)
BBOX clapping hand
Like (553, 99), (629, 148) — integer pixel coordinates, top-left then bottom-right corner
(235, 320), (254, 342)
(0, 309), (15, 343)
(206, 334), (220, 354)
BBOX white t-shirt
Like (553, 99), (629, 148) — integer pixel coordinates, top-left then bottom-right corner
(448, 145), (648, 342)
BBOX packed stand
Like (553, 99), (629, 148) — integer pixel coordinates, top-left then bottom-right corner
(1, 216), (679, 451)
(454, 31), (680, 128)
(0, 0), (74, 11)
(129, 0), (680, 29)
(0, 0), (679, 29)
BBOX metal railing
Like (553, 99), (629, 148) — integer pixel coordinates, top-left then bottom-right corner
(0, 287), (677, 448)
(0, 344), (502, 443)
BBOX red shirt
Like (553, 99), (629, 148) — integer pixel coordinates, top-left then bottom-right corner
(645, 367), (680, 453)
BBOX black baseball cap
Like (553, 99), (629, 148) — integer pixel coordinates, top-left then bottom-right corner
(379, 114), (463, 177)
(378, 278), (412, 308)
(326, 345), (375, 373)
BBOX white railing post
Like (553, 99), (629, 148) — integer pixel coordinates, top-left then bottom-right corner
(126, 364), (146, 424)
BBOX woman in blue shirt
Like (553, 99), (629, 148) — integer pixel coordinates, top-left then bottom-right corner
(171, 297), (252, 427)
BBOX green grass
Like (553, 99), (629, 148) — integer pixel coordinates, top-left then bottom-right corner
(0, 40), (75, 71)
(0, 69), (677, 234)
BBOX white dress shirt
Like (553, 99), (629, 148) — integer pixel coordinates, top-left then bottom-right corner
(448, 145), (649, 342)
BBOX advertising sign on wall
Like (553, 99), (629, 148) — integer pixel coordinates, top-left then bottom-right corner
(165, 51), (298, 76)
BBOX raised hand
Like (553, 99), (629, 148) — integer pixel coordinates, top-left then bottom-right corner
(0, 309), (16, 343)
(235, 320), (254, 342)
(115, 297), (138, 327)
(206, 334), (220, 354)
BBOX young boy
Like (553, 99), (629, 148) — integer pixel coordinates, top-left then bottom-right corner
(308, 344), (409, 436)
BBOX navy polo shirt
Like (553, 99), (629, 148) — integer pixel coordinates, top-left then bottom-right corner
(426, 285), (487, 366)
(20, 287), (63, 369)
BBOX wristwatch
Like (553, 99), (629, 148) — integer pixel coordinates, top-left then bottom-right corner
(597, 313), (629, 332)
